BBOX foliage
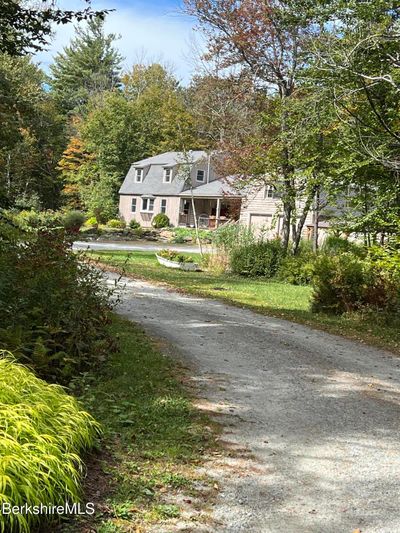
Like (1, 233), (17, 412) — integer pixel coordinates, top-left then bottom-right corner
(212, 222), (255, 255)
(157, 250), (195, 263)
(129, 219), (141, 230)
(172, 226), (212, 243)
(322, 235), (366, 257)
(312, 250), (400, 315)
(0, 226), (114, 382)
(85, 216), (98, 227)
(277, 245), (315, 285)
(0, 354), (100, 533)
(12, 209), (63, 230)
(81, 172), (120, 224)
(230, 239), (284, 277)
(63, 210), (86, 232)
(152, 213), (170, 229)
(50, 17), (122, 114)
(107, 218), (126, 229)
(0, 54), (66, 209)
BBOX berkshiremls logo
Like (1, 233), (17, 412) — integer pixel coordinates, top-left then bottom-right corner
(1, 502), (95, 516)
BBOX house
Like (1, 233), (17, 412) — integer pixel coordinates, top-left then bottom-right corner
(118, 150), (321, 240)
(119, 151), (242, 229)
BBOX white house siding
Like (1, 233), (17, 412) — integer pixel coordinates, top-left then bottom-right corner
(119, 195), (181, 228)
(239, 186), (314, 239)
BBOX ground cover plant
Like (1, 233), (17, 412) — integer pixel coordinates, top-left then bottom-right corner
(62, 316), (217, 532)
(157, 249), (195, 263)
(91, 250), (400, 355)
(0, 354), (100, 533)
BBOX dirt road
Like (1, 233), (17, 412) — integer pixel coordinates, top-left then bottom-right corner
(110, 273), (400, 533)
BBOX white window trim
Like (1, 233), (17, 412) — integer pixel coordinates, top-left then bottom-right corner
(264, 185), (275, 199)
(135, 168), (143, 183)
(161, 199), (167, 213)
(141, 198), (154, 213)
(163, 168), (172, 183)
(196, 169), (205, 182)
(131, 198), (137, 213)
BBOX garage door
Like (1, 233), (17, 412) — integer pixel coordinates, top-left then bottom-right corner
(249, 214), (273, 236)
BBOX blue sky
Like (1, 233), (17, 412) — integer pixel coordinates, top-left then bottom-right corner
(34, 0), (200, 85)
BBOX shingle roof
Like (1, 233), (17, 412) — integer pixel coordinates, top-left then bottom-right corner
(179, 179), (242, 198)
(119, 151), (209, 195)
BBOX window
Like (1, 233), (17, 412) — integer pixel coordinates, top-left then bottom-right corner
(142, 198), (154, 212)
(183, 200), (190, 215)
(196, 169), (205, 182)
(164, 168), (172, 183)
(161, 199), (167, 214)
(131, 198), (137, 213)
(135, 168), (143, 182)
(264, 185), (275, 199)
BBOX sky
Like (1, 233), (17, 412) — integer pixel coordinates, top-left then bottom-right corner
(34, 0), (200, 85)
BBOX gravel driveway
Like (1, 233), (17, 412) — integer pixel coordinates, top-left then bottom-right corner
(109, 273), (400, 533)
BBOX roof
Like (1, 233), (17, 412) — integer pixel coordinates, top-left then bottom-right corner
(179, 179), (242, 198)
(131, 151), (207, 167)
(119, 151), (209, 195)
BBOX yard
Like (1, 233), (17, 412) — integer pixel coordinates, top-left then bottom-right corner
(90, 250), (400, 355)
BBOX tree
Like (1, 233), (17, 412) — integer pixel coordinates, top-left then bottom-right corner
(0, 0), (109, 56)
(184, 0), (320, 252)
(50, 16), (123, 113)
(0, 54), (66, 209)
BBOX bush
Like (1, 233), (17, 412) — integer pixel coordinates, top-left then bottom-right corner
(63, 210), (86, 232)
(230, 239), (283, 277)
(0, 354), (100, 533)
(129, 219), (141, 230)
(322, 235), (365, 257)
(107, 218), (126, 229)
(0, 227), (114, 382)
(277, 242), (315, 285)
(152, 213), (170, 229)
(311, 248), (400, 314)
(13, 210), (63, 230)
(85, 216), (98, 227)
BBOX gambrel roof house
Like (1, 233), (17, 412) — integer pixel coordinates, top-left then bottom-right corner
(119, 150), (318, 239)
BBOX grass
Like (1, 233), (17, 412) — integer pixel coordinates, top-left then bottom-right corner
(62, 315), (217, 533)
(90, 250), (400, 355)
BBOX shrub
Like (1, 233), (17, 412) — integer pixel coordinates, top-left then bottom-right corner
(13, 210), (63, 230)
(63, 210), (86, 232)
(212, 222), (255, 254)
(277, 242), (315, 285)
(173, 227), (212, 243)
(0, 354), (100, 533)
(85, 216), (98, 227)
(0, 227), (114, 382)
(322, 235), (365, 257)
(311, 249), (400, 314)
(152, 213), (170, 229)
(129, 219), (141, 230)
(107, 218), (126, 229)
(230, 239), (283, 277)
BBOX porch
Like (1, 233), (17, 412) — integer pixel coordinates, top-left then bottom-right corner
(178, 197), (241, 229)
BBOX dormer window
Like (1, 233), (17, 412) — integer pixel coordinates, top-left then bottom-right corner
(264, 185), (276, 199)
(164, 168), (172, 183)
(135, 168), (143, 183)
(196, 169), (205, 182)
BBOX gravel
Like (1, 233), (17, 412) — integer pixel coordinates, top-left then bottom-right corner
(108, 273), (400, 533)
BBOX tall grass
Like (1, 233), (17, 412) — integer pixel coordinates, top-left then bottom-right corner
(0, 353), (101, 532)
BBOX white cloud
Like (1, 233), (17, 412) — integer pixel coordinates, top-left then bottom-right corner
(33, 1), (199, 85)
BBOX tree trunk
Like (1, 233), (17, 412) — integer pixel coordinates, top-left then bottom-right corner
(191, 189), (203, 257)
(313, 187), (320, 253)
(292, 185), (318, 255)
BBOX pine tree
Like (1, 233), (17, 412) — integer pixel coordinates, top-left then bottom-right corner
(50, 17), (123, 114)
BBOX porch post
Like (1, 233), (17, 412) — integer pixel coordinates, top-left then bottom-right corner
(216, 198), (221, 228)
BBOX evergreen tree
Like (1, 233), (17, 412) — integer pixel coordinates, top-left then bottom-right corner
(50, 17), (123, 114)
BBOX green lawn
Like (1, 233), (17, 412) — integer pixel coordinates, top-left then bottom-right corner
(90, 250), (400, 355)
(63, 316), (217, 533)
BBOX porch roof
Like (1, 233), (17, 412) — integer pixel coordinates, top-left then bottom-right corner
(179, 179), (242, 199)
